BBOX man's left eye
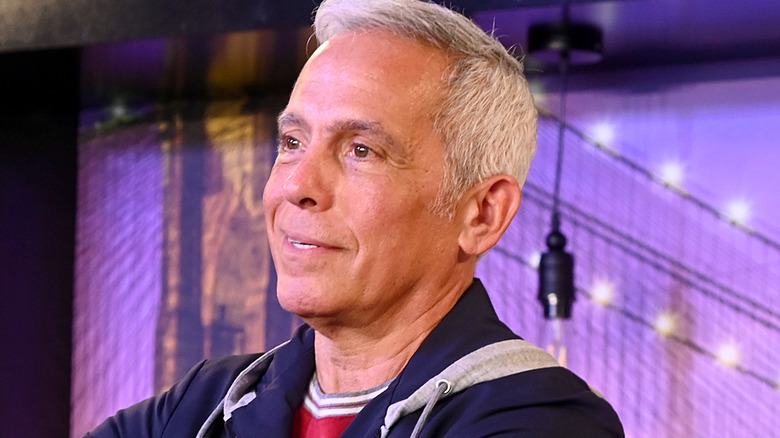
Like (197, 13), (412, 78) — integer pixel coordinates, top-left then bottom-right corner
(353, 144), (371, 158)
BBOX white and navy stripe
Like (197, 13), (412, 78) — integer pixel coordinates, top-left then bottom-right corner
(303, 375), (392, 418)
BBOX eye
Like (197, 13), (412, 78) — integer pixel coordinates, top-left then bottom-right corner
(353, 143), (371, 158)
(279, 135), (302, 152)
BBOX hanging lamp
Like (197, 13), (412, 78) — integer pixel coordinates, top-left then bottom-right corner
(530, 3), (603, 365)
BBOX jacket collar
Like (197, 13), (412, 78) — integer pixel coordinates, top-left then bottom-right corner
(226, 278), (516, 437)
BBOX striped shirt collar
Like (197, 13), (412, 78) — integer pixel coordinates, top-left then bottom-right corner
(303, 373), (393, 418)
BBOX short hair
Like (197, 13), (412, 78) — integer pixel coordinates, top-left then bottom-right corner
(314, 0), (538, 217)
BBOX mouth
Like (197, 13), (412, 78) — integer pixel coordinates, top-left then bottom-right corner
(287, 237), (320, 249)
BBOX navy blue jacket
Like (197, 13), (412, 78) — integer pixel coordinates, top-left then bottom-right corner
(87, 279), (624, 437)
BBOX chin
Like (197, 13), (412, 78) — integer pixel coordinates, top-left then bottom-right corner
(276, 279), (330, 318)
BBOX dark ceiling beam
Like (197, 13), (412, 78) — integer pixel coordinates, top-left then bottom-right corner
(0, 0), (318, 53)
(447, 0), (617, 15)
(0, 0), (618, 53)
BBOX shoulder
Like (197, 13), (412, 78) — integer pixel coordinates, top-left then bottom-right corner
(185, 353), (264, 386)
(84, 354), (264, 438)
(442, 366), (624, 437)
(388, 366), (624, 438)
(167, 353), (264, 417)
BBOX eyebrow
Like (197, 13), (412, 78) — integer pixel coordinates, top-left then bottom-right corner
(277, 112), (310, 133)
(277, 111), (402, 152)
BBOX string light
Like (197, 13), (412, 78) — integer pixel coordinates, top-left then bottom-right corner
(716, 342), (740, 368)
(725, 199), (751, 225)
(591, 279), (615, 306)
(109, 98), (129, 120)
(590, 122), (615, 146)
(528, 251), (542, 270)
(653, 311), (676, 337)
(659, 161), (685, 188)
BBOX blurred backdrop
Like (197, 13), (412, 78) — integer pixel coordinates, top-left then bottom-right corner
(1, 1), (778, 437)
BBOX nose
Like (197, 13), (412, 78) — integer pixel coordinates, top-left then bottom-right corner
(281, 149), (334, 210)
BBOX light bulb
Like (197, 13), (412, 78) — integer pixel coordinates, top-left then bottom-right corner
(659, 161), (685, 187)
(543, 317), (570, 367)
(653, 311), (676, 337)
(591, 122), (615, 145)
(725, 199), (751, 225)
(528, 251), (542, 270)
(591, 279), (615, 306)
(716, 342), (740, 368)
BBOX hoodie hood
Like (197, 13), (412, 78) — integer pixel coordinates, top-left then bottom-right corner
(197, 338), (561, 438)
(196, 280), (616, 437)
(380, 339), (560, 437)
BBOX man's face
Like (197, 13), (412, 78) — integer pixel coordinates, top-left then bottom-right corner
(263, 30), (466, 328)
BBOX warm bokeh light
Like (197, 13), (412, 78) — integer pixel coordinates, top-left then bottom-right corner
(590, 122), (615, 145)
(716, 342), (740, 368)
(659, 161), (685, 187)
(528, 251), (542, 270)
(725, 199), (751, 225)
(591, 279), (615, 306)
(654, 311), (676, 337)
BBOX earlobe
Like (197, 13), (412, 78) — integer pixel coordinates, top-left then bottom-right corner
(457, 175), (522, 257)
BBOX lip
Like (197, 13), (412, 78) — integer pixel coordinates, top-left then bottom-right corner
(287, 237), (318, 249)
(286, 236), (321, 250)
(282, 231), (339, 251)
(275, 231), (342, 273)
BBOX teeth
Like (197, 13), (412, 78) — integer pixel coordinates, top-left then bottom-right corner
(289, 239), (318, 249)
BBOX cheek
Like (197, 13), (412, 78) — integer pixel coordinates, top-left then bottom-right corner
(350, 188), (436, 242)
(349, 183), (406, 219)
(262, 172), (284, 231)
(261, 181), (274, 210)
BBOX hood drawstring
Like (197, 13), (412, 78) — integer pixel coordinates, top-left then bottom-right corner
(409, 379), (451, 438)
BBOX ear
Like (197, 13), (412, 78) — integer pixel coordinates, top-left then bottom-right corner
(457, 174), (522, 257)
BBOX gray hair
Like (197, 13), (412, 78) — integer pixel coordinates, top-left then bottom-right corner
(314, 0), (538, 217)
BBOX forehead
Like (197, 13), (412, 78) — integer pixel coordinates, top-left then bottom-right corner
(306, 29), (450, 87)
(284, 30), (450, 131)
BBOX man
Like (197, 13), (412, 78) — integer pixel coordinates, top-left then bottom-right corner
(88, 0), (623, 436)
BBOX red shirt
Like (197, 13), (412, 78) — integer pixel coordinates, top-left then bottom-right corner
(292, 375), (391, 438)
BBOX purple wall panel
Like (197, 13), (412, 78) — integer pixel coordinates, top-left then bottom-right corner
(479, 103), (780, 436)
(72, 120), (163, 437)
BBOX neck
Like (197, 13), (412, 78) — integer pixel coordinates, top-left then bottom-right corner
(312, 275), (473, 393)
